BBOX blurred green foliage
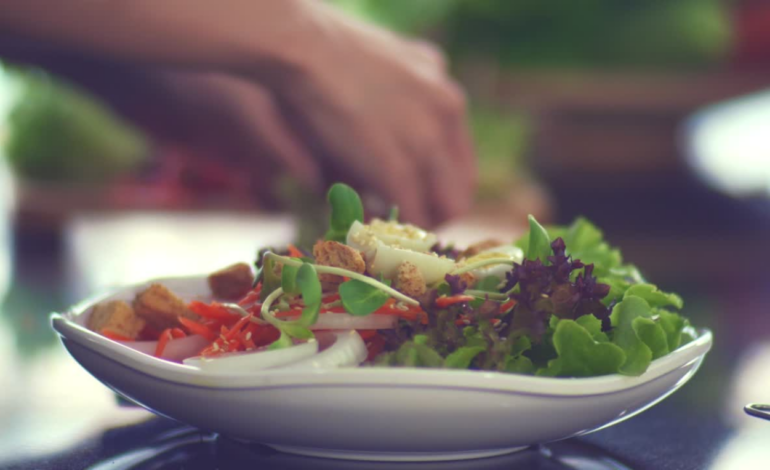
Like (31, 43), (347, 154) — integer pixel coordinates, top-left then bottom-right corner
(445, 0), (731, 69)
(470, 108), (529, 200)
(332, 0), (732, 69)
(4, 70), (149, 183)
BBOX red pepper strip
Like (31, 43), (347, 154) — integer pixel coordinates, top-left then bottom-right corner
(373, 300), (427, 322)
(224, 315), (252, 341)
(357, 330), (378, 340)
(178, 316), (218, 341)
(238, 289), (261, 307)
(287, 244), (305, 258)
(154, 329), (173, 357)
(189, 301), (242, 322)
(101, 329), (133, 342)
(273, 309), (303, 319)
(252, 324), (281, 347)
(500, 299), (516, 313)
(435, 295), (475, 308)
(170, 328), (187, 339)
(199, 342), (222, 357)
(239, 325), (257, 350)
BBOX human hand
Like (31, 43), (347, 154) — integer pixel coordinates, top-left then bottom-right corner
(264, 2), (477, 227)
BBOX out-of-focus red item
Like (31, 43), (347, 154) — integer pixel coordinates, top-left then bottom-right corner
(732, 0), (770, 67)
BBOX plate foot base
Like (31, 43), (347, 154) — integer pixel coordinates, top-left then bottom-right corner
(266, 444), (528, 462)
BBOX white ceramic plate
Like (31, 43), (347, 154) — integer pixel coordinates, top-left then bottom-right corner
(51, 276), (713, 462)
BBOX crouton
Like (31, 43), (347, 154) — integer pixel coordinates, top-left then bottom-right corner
(208, 262), (254, 300)
(313, 240), (366, 288)
(458, 239), (504, 260)
(133, 283), (197, 330)
(458, 271), (477, 289)
(394, 261), (427, 298)
(87, 300), (145, 340)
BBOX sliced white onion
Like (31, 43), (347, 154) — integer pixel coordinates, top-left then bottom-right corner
(182, 340), (318, 374)
(119, 334), (211, 362)
(369, 243), (455, 284)
(284, 330), (367, 369)
(280, 312), (397, 330)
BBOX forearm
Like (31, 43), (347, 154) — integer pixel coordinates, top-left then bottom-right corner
(0, 0), (324, 83)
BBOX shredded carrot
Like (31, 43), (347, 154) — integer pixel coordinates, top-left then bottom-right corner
(178, 316), (218, 341)
(170, 328), (187, 339)
(101, 329), (133, 342)
(224, 314), (252, 341)
(154, 329), (173, 357)
(435, 295), (475, 308)
(287, 244), (305, 258)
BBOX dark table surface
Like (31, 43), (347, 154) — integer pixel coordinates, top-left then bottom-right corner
(2, 208), (770, 470)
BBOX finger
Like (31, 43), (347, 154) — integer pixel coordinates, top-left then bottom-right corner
(355, 132), (432, 227)
(446, 111), (478, 195)
(410, 39), (446, 71)
(221, 79), (325, 193)
(417, 140), (472, 226)
(435, 81), (477, 196)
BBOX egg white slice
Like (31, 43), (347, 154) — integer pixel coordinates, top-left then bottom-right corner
(368, 243), (455, 285)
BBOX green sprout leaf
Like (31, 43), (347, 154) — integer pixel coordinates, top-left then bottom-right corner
(325, 183), (364, 242)
(281, 322), (315, 340)
(296, 263), (322, 326)
(260, 255), (282, 301)
(526, 215), (552, 263)
(281, 263), (301, 295)
(339, 279), (390, 316)
(268, 331), (294, 350)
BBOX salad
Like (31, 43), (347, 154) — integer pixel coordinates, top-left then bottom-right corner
(86, 183), (694, 378)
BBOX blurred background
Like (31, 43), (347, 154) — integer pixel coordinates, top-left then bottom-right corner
(2, 0), (770, 467)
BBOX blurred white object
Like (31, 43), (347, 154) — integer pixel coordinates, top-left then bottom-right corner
(685, 89), (770, 197)
(64, 212), (295, 299)
(0, 157), (13, 302)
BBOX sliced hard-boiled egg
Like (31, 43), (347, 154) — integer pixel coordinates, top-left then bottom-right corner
(368, 243), (455, 285)
(347, 219), (437, 257)
(464, 245), (524, 282)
